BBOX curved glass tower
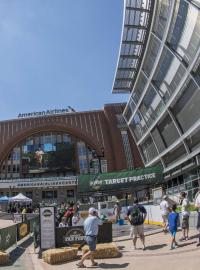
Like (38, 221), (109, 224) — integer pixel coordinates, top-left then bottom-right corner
(113, 0), (200, 199)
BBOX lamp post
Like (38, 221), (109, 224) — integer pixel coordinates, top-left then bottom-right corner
(91, 147), (104, 173)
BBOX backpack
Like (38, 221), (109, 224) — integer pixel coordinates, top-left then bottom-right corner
(129, 206), (144, 226)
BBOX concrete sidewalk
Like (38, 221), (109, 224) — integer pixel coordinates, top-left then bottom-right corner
(16, 227), (200, 270)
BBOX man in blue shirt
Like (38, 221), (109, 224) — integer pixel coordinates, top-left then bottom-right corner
(76, 207), (103, 268)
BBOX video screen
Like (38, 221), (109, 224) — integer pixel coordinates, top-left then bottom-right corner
(21, 142), (75, 174)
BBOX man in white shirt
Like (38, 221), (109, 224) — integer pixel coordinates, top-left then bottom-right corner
(195, 188), (200, 247)
(160, 195), (170, 232)
(76, 207), (103, 268)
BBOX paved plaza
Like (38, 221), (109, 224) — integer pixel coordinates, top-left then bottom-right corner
(1, 222), (200, 270)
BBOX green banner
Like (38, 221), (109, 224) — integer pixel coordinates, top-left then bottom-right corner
(0, 224), (17, 251)
(77, 166), (163, 193)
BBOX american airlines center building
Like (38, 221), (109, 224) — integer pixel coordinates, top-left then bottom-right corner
(0, 103), (144, 203)
(113, 0), (200, 200)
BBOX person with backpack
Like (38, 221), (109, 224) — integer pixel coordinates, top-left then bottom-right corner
(180, 192), (190, 241)
(127, 198), (147, 250)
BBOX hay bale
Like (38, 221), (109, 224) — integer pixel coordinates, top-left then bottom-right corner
(0, 251), (9, 265)
(42, 247), (78, 264)
(82, 243), (119, 259)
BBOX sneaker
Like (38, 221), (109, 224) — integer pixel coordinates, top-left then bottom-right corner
(142, 246), (146, 251)
(170, 246), (174, 250)
(180, 237), (186, 241)
(185, 237), (189, 241)
(196, 242), (200, 247)
(76, 262), (86, 268)
(91, 262), (98, 266)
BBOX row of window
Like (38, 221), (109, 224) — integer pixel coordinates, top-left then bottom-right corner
(124, 0), (200, 167)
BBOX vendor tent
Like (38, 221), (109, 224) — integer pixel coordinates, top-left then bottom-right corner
(0, 196), (10, 202)
(9, 193), (32, 203)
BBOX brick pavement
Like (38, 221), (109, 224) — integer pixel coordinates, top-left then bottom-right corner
(2, 225), (200, 270)
(15, 228), (200, 270)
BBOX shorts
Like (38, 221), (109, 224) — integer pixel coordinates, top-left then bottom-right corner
(85, 236), (97, 251)
(197, 212), (200, 229)
(169, 230), (177, 237)
(162, 214), (168, 223)
(182, 215), (189, 229)
(132, 224), (144, 237)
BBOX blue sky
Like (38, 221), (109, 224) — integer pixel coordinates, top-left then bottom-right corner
(0, 0), (127, 121)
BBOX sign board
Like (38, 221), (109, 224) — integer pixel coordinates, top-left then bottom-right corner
(77, 166), (163, 193)
(40, 207), (56, 249)
(17, 222), (29, 241)
(56, 226), (85, 248)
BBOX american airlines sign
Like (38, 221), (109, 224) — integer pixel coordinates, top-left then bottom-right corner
(18, 107), (75, 118)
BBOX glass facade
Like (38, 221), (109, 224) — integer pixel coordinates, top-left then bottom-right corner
(0, 131), (96, 179)
(113, 0), (200, 195)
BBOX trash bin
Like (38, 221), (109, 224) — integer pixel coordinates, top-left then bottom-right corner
(118, 219), (124, 226)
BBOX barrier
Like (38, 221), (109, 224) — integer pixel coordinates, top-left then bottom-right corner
(56, 222), (112, 248)
(0, 224), (17, 251)
(0, 216), (39, 251)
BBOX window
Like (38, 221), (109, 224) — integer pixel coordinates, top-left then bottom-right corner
(157, 113), (180, 147)
(171, 77), (200, 132)
(162, 143), (187, 167)
(152, 47), (186, 103)
(167, 1), (200, 66)
(139, 85), (165, 127)
(153, 0), (172, 40)
(140, 136), (158, 163)
(142, 35), (161, 77)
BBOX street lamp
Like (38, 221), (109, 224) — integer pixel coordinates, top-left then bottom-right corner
(90, 147), (104, 173)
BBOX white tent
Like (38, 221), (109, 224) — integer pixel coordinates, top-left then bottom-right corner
(10, 193), (32, 203)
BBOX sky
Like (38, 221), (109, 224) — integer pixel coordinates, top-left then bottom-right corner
(0, 0), (127, 121)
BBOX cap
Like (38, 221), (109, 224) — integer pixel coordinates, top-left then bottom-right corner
(88, 207), (97, 214)
(163, 195), (168, 199)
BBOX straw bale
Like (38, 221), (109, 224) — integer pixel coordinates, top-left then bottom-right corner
(82, 243), (119, 259)
(42, 247), (78, 264)
(0, 251), (9, 265)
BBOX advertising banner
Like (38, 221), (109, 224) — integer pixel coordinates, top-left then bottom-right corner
(40, 207), (55, 249)
(77, 166), (163, 193)
(0, 224), (17, 251)
(17, 222), (29, 241)
(56, 226), (85, 248)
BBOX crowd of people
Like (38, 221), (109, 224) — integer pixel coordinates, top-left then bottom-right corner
(56, 201), (80, 227)
(159, 189), (200, 249)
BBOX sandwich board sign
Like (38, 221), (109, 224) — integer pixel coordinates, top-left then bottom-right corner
(40, 206), (55, 249)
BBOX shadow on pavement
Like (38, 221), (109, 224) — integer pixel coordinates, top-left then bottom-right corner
(145, 244), (167, 250)
(98, 262), (129, 269)
(8, 236), (33, 265)
(178, 241), (197, 248)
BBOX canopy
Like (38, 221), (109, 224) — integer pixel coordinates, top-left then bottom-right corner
(9, 193), (32, 203)
(0, 196), (9, 202)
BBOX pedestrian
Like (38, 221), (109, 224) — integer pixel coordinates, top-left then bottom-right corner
(179, 192), (190, 241)
(64, 202), (74, 226)
(168, 204), (179, 250)
(76, 207), (103, 268)
(113, 200), (121, 223)
(59, 217), (67, 227)
(194, 188), (200, 247)
(127, 198), (147, 250)
(160, 195), (170, 232)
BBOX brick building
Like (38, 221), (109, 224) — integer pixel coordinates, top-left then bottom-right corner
(0, 103), (143, 203)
